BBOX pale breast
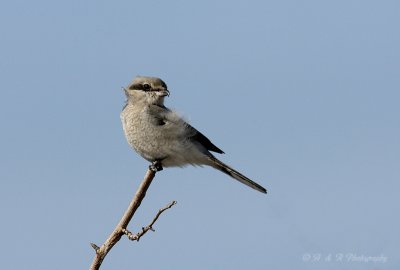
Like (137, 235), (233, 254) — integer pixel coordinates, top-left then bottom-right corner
(121, 104), (180, 161)
(121, 103), (209, 167)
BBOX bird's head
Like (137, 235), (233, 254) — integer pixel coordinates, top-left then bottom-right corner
(124, 76), (169, 106)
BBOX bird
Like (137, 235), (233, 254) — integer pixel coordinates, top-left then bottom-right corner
(120, 76), (267, 194)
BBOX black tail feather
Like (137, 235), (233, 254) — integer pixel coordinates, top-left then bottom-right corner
(209, 157), (267, 194)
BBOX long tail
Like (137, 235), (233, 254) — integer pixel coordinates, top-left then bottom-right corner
(209, 156), (267, 194)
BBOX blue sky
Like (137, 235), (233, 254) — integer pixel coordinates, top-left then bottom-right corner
(1, 1), (399, 269)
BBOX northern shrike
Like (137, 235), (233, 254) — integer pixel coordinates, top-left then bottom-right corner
(121, 76), (267, 193)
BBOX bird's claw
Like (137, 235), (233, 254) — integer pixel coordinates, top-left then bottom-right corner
(149, 161), (163, 172)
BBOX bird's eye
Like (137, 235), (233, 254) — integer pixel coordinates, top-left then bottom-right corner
(143, 83), (151, 90)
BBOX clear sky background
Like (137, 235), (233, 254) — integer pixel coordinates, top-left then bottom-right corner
(1, 1), (399, 269)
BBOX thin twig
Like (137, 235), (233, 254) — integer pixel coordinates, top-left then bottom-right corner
(122, 200), (177, 241)
(89, 165), (175, 270)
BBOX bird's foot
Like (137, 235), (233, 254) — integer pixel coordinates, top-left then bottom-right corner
(149, 160), (163, 172)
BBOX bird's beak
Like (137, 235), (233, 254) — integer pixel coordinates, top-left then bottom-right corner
(159, 89), (170, 97)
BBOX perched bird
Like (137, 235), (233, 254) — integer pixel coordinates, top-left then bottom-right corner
(120, 76), (267, 193)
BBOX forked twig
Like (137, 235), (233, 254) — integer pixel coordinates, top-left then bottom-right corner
(89, 164), (176, 270)
(122, 200), (177, 241)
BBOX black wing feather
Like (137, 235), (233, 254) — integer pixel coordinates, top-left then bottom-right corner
(187, 124), (225, 154)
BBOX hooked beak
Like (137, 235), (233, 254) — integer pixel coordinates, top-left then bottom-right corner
(158, 89), (170, 97)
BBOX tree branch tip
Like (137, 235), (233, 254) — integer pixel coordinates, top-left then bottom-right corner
(161, 200), (177, 211)
(90, 243), (100, 252)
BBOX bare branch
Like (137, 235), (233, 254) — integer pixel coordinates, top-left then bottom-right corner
(122, 200), (177, 241)
(89, 164), (175, 270)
